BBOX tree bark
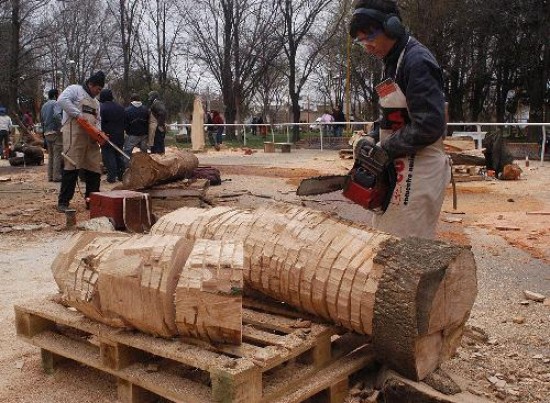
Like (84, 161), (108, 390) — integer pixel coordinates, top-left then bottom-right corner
(119, 150), (199, 190)
(152, 205), (478, 380)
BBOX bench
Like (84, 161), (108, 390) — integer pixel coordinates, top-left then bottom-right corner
(274, 142), (292, 153)
(264, 142), (292, 153)
(451, 131), (487, 150)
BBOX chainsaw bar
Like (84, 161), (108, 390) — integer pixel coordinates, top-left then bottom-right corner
(296, 175), (348, 196)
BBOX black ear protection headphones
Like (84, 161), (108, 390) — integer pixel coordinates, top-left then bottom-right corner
(353, 8), (405, 39)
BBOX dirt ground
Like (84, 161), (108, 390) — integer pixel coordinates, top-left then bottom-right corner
(0, 147), (548, 402)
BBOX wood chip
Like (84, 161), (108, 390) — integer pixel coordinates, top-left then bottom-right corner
(523, 290), (546, 302)
(442, 216), (463, 224)
(495, 225), (521, 231)
(526, 211), (550, 215)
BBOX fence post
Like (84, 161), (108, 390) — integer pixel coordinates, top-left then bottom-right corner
(541, 125), (546, 167)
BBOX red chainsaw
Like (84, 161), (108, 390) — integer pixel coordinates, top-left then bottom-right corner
(296, 140), (395, 212)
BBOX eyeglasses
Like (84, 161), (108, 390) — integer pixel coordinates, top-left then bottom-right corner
(353, 28), (383, 46)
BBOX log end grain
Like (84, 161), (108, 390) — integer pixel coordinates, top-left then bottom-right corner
(372, 237), (477, 381)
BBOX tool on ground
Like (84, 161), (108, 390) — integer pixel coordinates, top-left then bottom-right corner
(297, 139), (393, 211)
(76, 117), (130, 160)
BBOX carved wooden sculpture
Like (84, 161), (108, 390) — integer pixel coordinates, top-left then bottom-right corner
(52, 233), (243, 343)
(51, 205), (477, 380)
(151, 205), (478, 380)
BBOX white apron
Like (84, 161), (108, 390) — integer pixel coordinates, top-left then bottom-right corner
(372, 46), (451, 239)
(62, 97), (102, 174)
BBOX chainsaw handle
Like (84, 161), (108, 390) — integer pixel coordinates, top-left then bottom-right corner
(76, 116), (109, 146)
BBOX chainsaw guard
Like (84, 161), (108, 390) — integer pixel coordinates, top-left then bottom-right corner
(342, 164), (396, 213)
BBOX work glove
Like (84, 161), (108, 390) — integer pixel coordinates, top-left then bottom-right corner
(355, 137), (390, 176)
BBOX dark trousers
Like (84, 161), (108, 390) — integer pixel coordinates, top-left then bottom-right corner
(58, 169), (100, 206)
(207, 130), (217, 146)
(216, 127), (224, 144)
(150, 129), (165, 154)
(101, 144), (125, 182)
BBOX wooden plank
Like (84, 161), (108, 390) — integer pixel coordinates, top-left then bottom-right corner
(147, 188), (205, 198)
(100, 339), (148, 370)
(29, 330), (213, 403)
(211, 366), (262, 403)
(268, 345), (375, 403)
(15, 299), (235, 371)
(242, 326), (288, 346)
(15, 308), (56, 338)
(41, 349), (65, 374)
(117, 379), (158, 403)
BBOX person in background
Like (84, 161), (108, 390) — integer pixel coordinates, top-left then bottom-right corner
(320, 110), (334, 136)
(99, 89), (125, 183)
(211, 110), (225, 147)
(205, 110), (219, 150)
(22, 110), (34, 131)
(56, 70), (105, 212)
(349, 0), (450, 239)
(0, 106), (13, 159)
(147, 91), (167, 154)
(332, 106), (346, 137)
(123, 93), (150, 163)
(41, 89), (63, 181)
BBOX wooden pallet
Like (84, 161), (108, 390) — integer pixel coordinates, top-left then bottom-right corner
(15, 297), (375, 403)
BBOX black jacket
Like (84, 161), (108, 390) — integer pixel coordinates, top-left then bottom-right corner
(99, 100), (125, 148)
(125, 104), (149, 137)
(380, 35), (446, 158)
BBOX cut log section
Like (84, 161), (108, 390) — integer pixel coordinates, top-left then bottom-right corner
(175, 239), (243, 344)
(51, 232), (244, 342)
(119, 150), (199, 190)
(50, 232), (131, 327)
(152, 205), (478, 380)
(97, 234), (194, 337)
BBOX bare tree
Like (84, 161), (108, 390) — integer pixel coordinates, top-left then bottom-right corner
(106, 0), (145, 104)
(275, 0), (343, 141)
(183, 0), (282, 139)
(54, 0), (117, 84)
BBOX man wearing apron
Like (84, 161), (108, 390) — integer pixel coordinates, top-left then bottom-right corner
(56, 71), (105, 212)
(349, 0), (450, 239)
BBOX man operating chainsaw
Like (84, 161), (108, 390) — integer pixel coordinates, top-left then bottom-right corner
(56, 71), (106, 212)
(349, 0), (450, 239)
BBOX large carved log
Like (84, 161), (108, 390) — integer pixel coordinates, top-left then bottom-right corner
(119, 150), (199, 190)
(52, 232), (244, 342)
(151, 205), (478, 380)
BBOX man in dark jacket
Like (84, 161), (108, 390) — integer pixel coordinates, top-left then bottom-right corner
(332, 106), (346, 137)
(99, 89), (125, 183)
(123, 93), (149, 164)
(349, 0), (450, 239)
(147, 91), (167, 154)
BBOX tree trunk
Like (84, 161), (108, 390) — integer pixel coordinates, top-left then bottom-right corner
(119, 150), (199, 190)
(51, 233), (244, 343)
(152, 205), (478, 380)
